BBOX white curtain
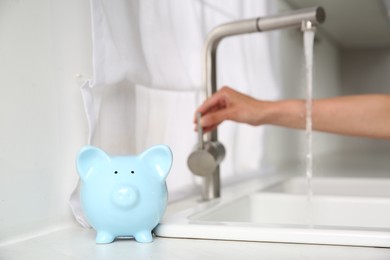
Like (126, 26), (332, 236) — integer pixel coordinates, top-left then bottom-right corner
(70, 0), (279, 227)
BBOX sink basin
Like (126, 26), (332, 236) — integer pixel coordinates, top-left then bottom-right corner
(264, 176), (390, 197)
(155, 177), (390, 247)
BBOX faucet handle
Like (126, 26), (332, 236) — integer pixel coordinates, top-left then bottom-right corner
(188, 113), (225, 177)
(197, 112), (204, 149)
(188, 141), (225, 177)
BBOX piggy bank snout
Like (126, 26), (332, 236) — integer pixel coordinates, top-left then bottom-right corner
(111, 185), (139, 209)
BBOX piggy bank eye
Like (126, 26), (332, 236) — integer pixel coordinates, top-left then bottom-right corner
(131, 171), (135, 174)
(114, 171), (118, 174)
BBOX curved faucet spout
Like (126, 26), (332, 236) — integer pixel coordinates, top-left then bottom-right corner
(190, 6), (326, 201)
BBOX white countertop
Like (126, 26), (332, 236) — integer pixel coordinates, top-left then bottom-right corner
(2, 226), (390, 260)
(2, 150), (390, 259)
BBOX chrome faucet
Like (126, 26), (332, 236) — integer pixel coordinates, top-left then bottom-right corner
(188, 7), (325, 201)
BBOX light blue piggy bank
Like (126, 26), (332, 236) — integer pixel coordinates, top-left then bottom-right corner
(76, 145), (172, 244)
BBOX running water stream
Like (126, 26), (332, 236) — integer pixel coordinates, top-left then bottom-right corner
(303, 25), (315, 227)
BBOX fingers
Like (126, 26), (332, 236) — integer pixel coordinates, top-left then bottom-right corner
(194, 122), (218, 133)
(194, 93), (226, 122)
(194, 108), (233, 133)
(193, 86), (237, 133)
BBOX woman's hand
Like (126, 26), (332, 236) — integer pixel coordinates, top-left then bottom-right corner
(194, 86), (273, 133)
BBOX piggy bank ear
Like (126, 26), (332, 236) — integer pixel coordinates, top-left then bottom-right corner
(76, 146), (110, 181)
(140, 145), (173, 180)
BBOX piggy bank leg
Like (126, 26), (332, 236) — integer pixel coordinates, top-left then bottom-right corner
(134, 231), (153, 243)
(96, 231), (115, 244)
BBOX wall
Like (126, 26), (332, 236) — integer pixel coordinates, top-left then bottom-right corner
(341, 48), (390, 94)
(0, 0), (91, 244)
